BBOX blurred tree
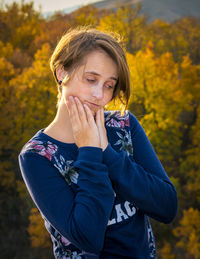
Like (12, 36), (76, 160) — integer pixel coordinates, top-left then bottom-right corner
(28, 207), (51, 248)
(0, 160), (31, 257)
(97, 4), (148, 53)
(145, 17), (200, 64)
(32, 13), (71, 51)
(158, 241), (175, 259)
(9, 43), (57, 157)
(0, 2), (42, 51)
(126, 46), (200, 257)
(70, 5), (101, 27)
(1, 1), (200, 258)
(174, 208), (200, 259)
(127, 47), (190, 169)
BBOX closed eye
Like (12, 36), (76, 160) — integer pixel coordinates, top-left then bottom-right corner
(105, 84), (114, 89)
(87, 78), (95, 83)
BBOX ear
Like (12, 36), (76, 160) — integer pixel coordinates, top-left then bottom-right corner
(56, 65), (68, 83)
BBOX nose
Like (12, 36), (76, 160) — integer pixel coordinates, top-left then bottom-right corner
(91, 85), (103, 100)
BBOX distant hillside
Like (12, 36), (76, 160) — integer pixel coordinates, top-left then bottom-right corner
(59, 0), (200, 22)
(93, 0), (200, 22)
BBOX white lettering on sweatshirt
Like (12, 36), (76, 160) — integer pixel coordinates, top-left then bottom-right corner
(108, 201), (137, 226)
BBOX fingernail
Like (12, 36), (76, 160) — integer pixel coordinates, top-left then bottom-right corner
(74, 97), (79, 102)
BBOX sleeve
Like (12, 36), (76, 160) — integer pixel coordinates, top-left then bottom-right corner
(18, 146), (115, 253)
(103, 112), (177, 224)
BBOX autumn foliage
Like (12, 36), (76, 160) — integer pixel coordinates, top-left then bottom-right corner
(0, 2), (200, 258)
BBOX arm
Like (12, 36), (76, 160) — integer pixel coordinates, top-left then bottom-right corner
(19, 147), (115, 253)
(103, 112), (177, 223)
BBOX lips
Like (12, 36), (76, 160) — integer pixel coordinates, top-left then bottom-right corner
(85, 101), (100, 109)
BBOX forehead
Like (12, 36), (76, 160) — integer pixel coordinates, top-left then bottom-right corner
(81, 50), (118, 76)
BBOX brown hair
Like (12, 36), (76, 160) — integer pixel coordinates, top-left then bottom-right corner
(50, 26), (130, 111)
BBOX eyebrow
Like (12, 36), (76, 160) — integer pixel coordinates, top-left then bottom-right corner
(84, 71), (118, 81)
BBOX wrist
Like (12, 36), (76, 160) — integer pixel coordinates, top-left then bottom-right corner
(78, 141), (101, 149)
(102, 141), (108, 151)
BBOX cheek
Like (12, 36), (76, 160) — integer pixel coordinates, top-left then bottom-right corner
(62, 82), (86, 99)
(103, 91), (113, 105)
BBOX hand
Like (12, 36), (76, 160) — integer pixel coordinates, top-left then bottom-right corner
(96, 108), (108, 151)
(66, 96), (101, 148)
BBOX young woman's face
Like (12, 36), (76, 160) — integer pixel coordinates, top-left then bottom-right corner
(61, 50), (118, 115)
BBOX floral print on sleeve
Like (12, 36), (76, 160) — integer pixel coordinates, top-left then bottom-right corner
(22, 140), (58, 161)
(105, 111), (133, 156)
(44, 220), (84, 259)
(105, 111), (130, 128)
(114, 129), (133, 156)
(145, 216), (157, 258)
(54, 155), (79, 185)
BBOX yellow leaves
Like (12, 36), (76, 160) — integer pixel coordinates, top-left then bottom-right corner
(11, 43), (53, 93)
(191, 107), (200, 146)
(128, 45), (197, 125)
(97, 4), (146, 52)
(97, 10), (127, 41)
(0, 43), (57, 156)
(128, 46), (181, 124)
(0, 41), (13, 58)
(70, 5), (99, 27)
(126, 46), (200, 168)
(0, 161), (15, 189)
(105, 98), (125, 113)
(73, 13), (96, 26)
(0, 42), (15, 80)
(180, 55), (200, 100)
(0, 57), (15, 80)
(14, 21), (39, 50)
(179, 106), (200, 204)
(16, 180), (32, 206)
(173, 208), (200, 259)
(0, 2), (199, 256)
(28, 208), (51, 248)
(159, 241), (175, 259)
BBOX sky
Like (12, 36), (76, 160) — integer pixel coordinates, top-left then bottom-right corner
(4, 0), (104, 13)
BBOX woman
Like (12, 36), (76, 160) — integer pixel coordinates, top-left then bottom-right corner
(19, 27), (177, 259)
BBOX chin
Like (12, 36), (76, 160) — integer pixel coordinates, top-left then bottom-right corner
(86, 103), (100, 116)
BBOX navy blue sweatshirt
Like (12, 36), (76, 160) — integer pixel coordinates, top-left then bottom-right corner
(18, 111), (177, 259)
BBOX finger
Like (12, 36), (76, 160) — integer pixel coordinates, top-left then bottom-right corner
(96, 109), (105, 137)
(100, 108), (105, 126)
(95, 109), (101, 129)
(68, 96), (81, 127)
(84, 104), (96, 127)
(96, 108), (108, 150)
(96, 108), (105, 129)
(74, 97), (87, 124)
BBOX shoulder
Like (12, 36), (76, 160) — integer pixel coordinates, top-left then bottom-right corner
(20, 130), (58, 162)
(104, 110), (140, 130)
(104, 110), (130, 128)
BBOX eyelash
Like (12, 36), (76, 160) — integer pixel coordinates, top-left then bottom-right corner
(87, 78), (95, 82)
(87, 78), (114, 89)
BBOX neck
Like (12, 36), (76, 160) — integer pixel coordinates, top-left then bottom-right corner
(44, 99), (75, 143)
